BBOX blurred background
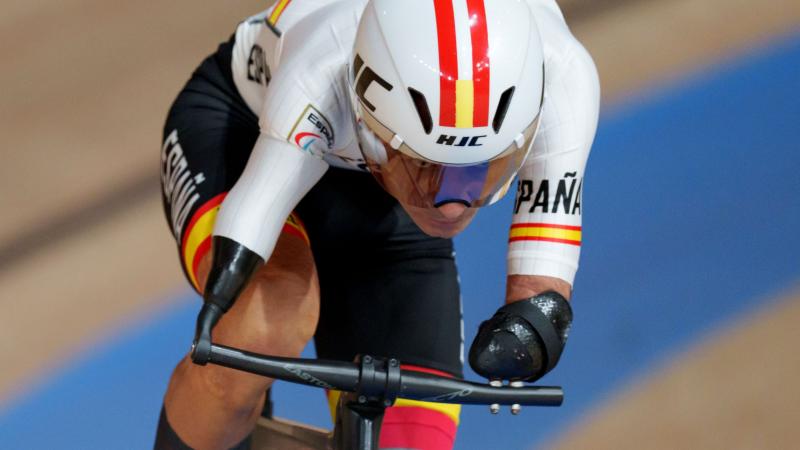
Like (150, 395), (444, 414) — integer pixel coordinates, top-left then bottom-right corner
(1, 0), (798, 448)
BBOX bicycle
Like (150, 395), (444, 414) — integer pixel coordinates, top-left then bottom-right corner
(191, 304), (564, 450)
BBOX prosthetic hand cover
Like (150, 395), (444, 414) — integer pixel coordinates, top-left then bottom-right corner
(204, 236), (264, 312)
(469, 292), (572, 381)
(192, 236), (263, 364)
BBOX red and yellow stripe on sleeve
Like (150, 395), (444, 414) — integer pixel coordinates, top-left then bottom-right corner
(181, 194), (227, 292)
(509, 223), (582, 246)
(268, 0), (293, 26)
(282, 212), (310, 246)
(180, 194), (310, 293)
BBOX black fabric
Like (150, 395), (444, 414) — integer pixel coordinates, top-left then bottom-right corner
(154, 407), (193, 450)
(161, 35), (259, 285)
(161, 40), (465, 378)
(229, 434), (252, 450)
(297, 169), (464, 377)
(154, 406), (253, 450)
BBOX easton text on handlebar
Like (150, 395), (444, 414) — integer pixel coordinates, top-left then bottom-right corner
(196, 343), (563, 407)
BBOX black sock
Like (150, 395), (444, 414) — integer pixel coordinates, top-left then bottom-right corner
(154, 406), (193, 450)
(229, 434), (252, 450)
(153, 406), (253, 450)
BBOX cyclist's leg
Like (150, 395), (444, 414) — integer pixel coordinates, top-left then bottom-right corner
(156, 35), (319, 450)
(160, 229), (319, 450)
(297, 169), (463, 450)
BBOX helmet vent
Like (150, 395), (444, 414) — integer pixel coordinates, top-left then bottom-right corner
(353, 54), (364, 80)
(492, 87), (516, 134)
(540, 63), (546, 107)
(408, 88), (433, 135)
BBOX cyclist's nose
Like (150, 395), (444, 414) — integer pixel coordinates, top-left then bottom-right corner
(436, 202), (468, 220)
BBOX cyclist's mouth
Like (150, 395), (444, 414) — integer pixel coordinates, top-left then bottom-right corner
(430, 216), (463, 227)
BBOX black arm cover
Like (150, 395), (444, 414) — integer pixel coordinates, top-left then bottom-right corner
(203, 236), (265, 312)
(469, 291), (573, 381)
(192, 236), (264, 365)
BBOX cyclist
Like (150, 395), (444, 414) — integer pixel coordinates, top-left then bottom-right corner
(156, 0), (599, 448)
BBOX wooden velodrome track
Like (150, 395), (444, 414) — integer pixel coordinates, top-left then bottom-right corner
(1, 0), (799, 448)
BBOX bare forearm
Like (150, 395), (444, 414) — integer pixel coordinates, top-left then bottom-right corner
(505, 275), (572, 303)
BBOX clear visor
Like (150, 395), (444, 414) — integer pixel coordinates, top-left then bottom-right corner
(357, 110), (539, 208)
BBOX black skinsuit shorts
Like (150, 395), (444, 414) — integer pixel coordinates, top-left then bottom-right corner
(160, 37), (464, 377)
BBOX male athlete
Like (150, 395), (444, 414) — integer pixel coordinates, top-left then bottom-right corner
(156, 0), (599, 449)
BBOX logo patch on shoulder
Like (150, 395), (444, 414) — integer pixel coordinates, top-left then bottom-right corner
(287, 105), (335, 156)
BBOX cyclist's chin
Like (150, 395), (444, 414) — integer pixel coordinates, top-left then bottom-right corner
(402, 204), (478, 238)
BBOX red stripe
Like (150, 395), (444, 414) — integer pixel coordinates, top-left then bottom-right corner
(294, 132), (321, 147)
(467, 0), (490, 126)
(180, 193), (227, 252)
(281, 222), (309, 245)
(380, 407), (457, 450)
(510, 222), (583, 231)
(401, 364), (455, 378)
(433, 0), (458, 127)
(290, 213), (307, 230)
(509, 236), (582, 246)
(191, 235), (213, 291)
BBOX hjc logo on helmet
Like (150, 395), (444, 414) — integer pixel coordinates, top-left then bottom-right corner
(352, 54), (393, 112)
(436, 134), (487, 147)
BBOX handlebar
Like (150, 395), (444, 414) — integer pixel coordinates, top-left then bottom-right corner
(194, 342), (563, 407)
(192, 302), (563, 409)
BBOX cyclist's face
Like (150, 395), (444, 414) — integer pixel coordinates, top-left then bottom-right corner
(399, 200), (478, 238)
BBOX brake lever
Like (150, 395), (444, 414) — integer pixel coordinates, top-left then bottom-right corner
(191, 302), (224, 365)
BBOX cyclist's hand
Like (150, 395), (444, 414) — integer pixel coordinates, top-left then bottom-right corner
(468, 291), (572, 382)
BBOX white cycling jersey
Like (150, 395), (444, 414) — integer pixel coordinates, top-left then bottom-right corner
(214, 0), (600, 285)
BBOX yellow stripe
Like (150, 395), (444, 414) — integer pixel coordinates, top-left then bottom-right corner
(182, 206), (221, 290)
(268, 0), (291, 25)
(393, 398), (461, 425)
(509, 227), (582, 242)
(326, 390), (461, 425)
(327, 390), (340, 421)
(182, 210), (304, 292)
(285, 212), (310, 244)
(455, 79), (474, 128)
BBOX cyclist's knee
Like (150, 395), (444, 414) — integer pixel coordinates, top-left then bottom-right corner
(254, 232), (320, 348)
(174, 228), (319, 416)
(195, 231), (320, 356)
(198, 359), (268, 412)
(167, 354), (268, 417)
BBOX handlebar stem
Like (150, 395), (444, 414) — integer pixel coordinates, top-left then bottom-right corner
(355, 356), (402, 408)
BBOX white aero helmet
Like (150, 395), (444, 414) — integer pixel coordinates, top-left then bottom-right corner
(350, 0), (545, 208)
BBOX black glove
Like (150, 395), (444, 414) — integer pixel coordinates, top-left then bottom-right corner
(468, 291), (572, 382)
